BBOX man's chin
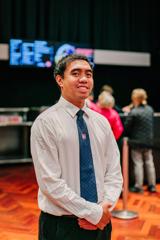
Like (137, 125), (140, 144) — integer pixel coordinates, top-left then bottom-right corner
(79, 94), (89, 100)
(78, 91), (90, 98)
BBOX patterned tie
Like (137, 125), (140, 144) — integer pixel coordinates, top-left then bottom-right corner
(76, 109), (98, 203)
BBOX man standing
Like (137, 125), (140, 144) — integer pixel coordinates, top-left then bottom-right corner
(31, 54), (123, 240)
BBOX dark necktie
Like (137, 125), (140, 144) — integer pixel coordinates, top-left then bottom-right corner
(76, 109), (98, 203)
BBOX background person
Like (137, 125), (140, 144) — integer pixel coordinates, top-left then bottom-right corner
(124, 88), (156, 193)
(31, 54), (123, 240)
(99, 84), (123, 113)
(97, 91), (124, 141)
(100, 84), (114, 95)
(86, 90), (100, 112)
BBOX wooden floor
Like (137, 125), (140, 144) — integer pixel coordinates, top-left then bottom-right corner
(0, 163), (160, 240)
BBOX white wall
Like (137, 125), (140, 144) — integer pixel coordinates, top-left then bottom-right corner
(0, 43), (150, 66)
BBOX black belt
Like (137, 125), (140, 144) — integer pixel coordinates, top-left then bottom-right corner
(41, 211), (77, 219)
(62, 215), (77, 218)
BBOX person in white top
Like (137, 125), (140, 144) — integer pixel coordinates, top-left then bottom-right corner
(31, 54), (123, 240)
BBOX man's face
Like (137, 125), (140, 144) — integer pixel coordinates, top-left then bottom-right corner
(56, 60), (94, 107)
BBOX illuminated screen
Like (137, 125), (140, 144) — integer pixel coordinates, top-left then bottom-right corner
(75, 48), (94, 65)
(9, 39), (54, 68)
(54, 42), (94, 65)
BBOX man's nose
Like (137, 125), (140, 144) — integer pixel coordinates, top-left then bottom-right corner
(79, 75), (87, 82)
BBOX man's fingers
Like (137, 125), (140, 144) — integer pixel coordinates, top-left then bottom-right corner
(79, 224), (97, 230)
(78, 219), (98, 230)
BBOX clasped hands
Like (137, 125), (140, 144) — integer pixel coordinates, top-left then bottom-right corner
(78, 202), (112, 230)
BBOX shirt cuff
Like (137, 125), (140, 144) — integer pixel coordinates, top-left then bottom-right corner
(85, 203), (103, 225)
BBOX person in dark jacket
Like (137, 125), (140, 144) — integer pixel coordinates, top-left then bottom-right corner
(124, 88), (156, 193)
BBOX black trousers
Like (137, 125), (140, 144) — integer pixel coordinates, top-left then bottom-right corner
(39, 211), (112, 240)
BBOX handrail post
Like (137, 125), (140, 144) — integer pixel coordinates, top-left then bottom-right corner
(122, 137), (129, 210)
(112, 137), (138, 219)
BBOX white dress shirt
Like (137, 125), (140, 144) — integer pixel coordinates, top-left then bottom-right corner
(31, 96), (123, 225)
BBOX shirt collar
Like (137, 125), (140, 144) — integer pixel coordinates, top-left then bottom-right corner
(58, 96), (90, 118)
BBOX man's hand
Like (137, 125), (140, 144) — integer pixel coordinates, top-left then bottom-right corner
(78, 218), (98, 230)
(96, 202), (112, 230)
(78, 202), (112, 230)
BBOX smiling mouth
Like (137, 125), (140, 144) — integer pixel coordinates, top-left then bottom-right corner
(78, 86), (89, 89)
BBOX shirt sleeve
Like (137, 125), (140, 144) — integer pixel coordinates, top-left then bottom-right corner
(31, 118), (103, 225)
(103, 126), (123, 210)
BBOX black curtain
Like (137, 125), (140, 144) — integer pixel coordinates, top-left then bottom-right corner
(0, 0), (160, 109)
(0, 0), (160, 52)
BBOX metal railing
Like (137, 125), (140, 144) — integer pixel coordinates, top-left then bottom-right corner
(112, 137), (138, 219)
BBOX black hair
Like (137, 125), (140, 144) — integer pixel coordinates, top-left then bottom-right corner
(54, 54), (93, 78)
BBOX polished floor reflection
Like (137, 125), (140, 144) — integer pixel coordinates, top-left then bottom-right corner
(0, 163), (159, 240)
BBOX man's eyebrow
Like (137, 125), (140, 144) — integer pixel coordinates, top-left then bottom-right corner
(71, 68), (93, 73)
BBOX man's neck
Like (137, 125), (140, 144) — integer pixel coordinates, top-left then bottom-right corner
(61, 95), (85, 109)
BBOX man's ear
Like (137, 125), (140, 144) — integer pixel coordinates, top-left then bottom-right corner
(55, 75), (63, 88)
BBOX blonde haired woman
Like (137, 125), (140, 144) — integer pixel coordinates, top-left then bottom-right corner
(125, 88), (156, 193)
